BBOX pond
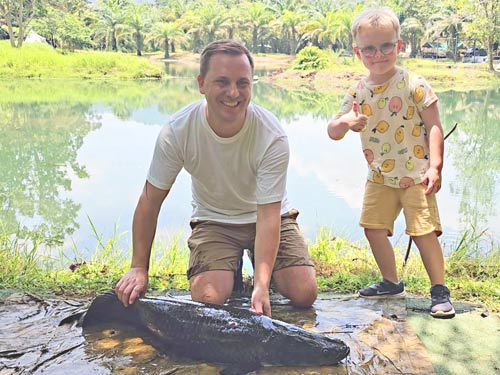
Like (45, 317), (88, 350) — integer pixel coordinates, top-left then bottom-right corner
(1, 71), (499, 258)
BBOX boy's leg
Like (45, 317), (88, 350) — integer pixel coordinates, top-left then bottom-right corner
(358, 182), (405, 298)
(271, 213), (317, 308)
(364, 228), (399, 284)
(411, 232), (445, 285)
(412, 232), (454, 317)
(404, 186), (454, 318)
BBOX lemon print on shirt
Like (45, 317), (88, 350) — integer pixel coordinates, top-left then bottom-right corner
(412, 123), (423, 137)
(395, 125), (405, 144)
(372, 82), (389, 96)
(413, 86), (424, 104)
(359, 100), (373, 116)
(381, 159), (395, 172)
(414, 145), (426, 159)
(372, 120), (389, 134)
(373, 171), (384, 184)
(403, 106), (415, 120)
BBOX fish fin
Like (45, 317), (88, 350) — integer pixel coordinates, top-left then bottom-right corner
(82, 290), (136, 327)
(220, 363), (261, 375)
(59, 311), (86, 326)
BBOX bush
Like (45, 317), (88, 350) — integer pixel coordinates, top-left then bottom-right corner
(292, 46), (330, 70)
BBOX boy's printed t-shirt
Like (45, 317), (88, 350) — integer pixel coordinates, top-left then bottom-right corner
(337, 67), (438, 188)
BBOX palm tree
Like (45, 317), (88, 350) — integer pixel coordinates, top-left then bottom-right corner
(401, 17), (424, 58)
(94, 0), (130, 51)
(278, 9), (306, 54)
(123, 3), (152, 56)
(147, 21), (187, 59)
(240, 1), (273, 52)
(191, 2), (228, 45)
(302, 10), (344, 51)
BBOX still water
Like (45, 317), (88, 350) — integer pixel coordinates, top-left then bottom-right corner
(1, 74), (499, 256)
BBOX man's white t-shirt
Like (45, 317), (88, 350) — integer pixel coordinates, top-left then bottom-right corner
(147, 100), (292, 224)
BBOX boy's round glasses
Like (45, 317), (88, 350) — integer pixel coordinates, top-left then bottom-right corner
(358, 42), (397, 57)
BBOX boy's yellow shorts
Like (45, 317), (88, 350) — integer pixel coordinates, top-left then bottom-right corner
(360, 180), (442, 237)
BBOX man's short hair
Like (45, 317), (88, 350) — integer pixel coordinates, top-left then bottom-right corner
(200, 40), (254, 78)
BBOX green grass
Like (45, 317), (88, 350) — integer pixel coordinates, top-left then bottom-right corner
(1, 226), (498, 311)
(310, 227), (500, 311)
(0, 41), (163, 79)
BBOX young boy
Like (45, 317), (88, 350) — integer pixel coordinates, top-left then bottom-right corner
(327, 7), (455, 318)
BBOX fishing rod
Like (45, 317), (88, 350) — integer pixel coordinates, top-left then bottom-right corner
(402, 122), (459, 269)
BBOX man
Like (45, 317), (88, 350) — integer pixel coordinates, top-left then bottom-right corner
(115, 40), (317, 317)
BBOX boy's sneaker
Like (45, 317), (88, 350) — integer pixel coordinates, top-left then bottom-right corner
(358, 279), (406, 299)
(430, 285), (455, 318)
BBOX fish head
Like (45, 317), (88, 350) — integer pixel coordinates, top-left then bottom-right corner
(263, 320), (350, 366)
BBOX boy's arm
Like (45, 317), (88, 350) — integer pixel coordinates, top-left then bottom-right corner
(327, 101), (368, 140)
(420, 101), (444, 195)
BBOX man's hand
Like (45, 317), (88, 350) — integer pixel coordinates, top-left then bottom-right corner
(115, 267), (149, 307)
(251, 283), (272, 317)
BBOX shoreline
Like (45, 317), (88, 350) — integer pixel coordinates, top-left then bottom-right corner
(153, 51), (500, 94)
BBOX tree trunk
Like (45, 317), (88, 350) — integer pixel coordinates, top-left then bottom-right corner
(252, 28), (258, 52)
(6, 19), (17, 47)
(135, 33), (142, 56)
(164, 38), (170, 59)
(16, 0), (25, 47)
(487, 38), (494, 72)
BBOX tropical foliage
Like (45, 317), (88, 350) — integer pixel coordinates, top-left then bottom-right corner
(0, 0), (498, 69)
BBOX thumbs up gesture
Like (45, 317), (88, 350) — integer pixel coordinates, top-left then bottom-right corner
(327, 100), (368, 140)
(347, 101), (368, 132)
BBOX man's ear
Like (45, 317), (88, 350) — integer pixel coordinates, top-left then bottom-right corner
(197, 74), (205, 94)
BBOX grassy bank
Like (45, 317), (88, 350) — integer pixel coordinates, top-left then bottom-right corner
(1, 228), (498, 312)
(262, 52), (500, 94)
(0, 41), (162, 79)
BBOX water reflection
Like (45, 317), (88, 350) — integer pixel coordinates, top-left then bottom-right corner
(0, 79), (498, 252)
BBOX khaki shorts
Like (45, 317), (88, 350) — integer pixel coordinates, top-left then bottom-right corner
(360, 181), (442, 237)
(186, 210), (314, 279)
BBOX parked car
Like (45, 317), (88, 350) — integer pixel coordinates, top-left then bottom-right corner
(463, 48), (487, 63)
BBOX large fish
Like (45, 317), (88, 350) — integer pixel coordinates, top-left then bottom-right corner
(74, 290), (349, 374)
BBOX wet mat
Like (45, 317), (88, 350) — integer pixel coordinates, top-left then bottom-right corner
(0, 292), (435, 374)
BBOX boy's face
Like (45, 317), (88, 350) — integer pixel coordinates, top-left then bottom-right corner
(354, 24), (402, 82)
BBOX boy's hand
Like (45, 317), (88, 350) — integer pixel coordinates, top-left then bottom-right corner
(422, 167), (441, 195)
(347, 101), (368, 132)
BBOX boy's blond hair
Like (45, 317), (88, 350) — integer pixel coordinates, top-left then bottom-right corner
(351, 7), (400, 42)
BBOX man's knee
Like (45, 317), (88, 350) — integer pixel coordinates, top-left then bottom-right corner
(289, 282), (318, 308)
(191, 290), (228, 305)
(189, 270), (234, 305)
(273, 266), (318, 308)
